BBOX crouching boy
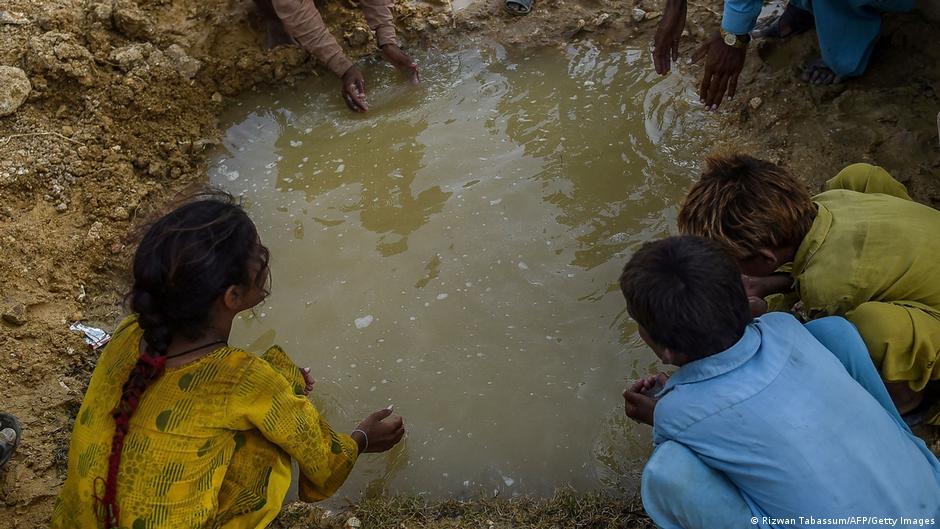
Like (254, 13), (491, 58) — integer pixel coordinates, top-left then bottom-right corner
(677, 154), (940, 423)
(619, 236), (940, 528)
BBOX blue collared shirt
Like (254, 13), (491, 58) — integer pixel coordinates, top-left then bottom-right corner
(653, 312), (940, 524)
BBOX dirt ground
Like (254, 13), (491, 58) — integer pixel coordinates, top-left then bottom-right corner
(0, 0), (937, 527)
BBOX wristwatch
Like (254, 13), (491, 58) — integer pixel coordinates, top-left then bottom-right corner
(720, 28), (751, 48)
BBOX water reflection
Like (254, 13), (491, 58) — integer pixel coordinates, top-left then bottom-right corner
(209, 41), (715, 500)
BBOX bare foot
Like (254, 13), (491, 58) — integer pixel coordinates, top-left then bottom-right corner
(801, 58), (843, 85)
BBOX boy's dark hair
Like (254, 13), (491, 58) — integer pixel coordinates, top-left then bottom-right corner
(620, 236), (751, 361)
(677, 152), (816, 260)
(99, 191), (269, 528)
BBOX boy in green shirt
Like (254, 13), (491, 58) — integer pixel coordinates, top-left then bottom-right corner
(678, 153), (940, 425)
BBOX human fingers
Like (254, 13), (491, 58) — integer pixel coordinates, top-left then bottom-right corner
(727, 71), (739, 100)
(346, 86), (368, 112)
(710, 73), (729, 109)
(301, 367), (315, 387)
(653, 41), (667, 75)
(671, 38), (680, 62)
(409, 62), (421, 85)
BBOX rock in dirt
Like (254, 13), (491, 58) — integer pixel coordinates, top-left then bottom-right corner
(2, 303), (27, 326)
(0, 10), (29, 25)
(749, 96), (763, 110)
(112, 0), (151, 39)
(26, 32), (95, 86)
(345, 517), (362, 529)
(0, 66), (31, 117)
(163, 44), (202, 80)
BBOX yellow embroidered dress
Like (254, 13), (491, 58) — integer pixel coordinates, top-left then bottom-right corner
(51, 316), (359, 529)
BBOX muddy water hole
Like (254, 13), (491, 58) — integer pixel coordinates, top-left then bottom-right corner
(210, 42), (716, 500)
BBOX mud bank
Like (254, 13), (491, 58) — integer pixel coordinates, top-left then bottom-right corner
(0, 0), (937, 527)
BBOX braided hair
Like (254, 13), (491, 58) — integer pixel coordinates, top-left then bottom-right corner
(98, 192), (269, 528)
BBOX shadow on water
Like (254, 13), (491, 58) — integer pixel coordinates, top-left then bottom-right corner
(209, 41), (716, 501)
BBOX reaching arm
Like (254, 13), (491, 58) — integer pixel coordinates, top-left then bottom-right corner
(824, 163), (912, 200)
(233, 358), (359, 501)
(359, 0), (398, 48)
(271, 0), (354, 77)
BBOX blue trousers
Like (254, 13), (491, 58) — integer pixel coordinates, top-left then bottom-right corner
(789, 0), (914, 77)
(641, 316), (928, 529)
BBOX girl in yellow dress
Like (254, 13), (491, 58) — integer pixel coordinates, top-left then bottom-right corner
(52, 193), (405, 529)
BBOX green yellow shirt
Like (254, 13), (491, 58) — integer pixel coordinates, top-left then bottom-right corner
(51, 316), (358, 529)
(794, 163), (940, 317)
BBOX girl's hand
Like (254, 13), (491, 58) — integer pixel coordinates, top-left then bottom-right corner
(301, 367), (315, 396)
(352, 407), (405, 453)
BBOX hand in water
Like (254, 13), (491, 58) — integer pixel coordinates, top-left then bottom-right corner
(692, 32), (747, 110)
(623, 373), (669, 425)
(341, 66), (369, 113)
(352, 407), (405, 453)
(653, 0), (687, 75)
(381, 44), (421, 85)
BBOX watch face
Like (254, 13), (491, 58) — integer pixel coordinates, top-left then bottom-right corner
(723, 32), (736, 46)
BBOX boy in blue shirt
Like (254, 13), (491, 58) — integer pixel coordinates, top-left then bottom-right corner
(619, 236), (940, 528)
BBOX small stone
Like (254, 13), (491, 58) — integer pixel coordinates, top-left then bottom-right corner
(593, 13), (610, 26)
(164, 44), (202, 80)
(110, 45), (146, 73)
(345, 26), (371, 47)
(0, 11), (29, 25)
(56, 202), (68, 212)
(211, 92), (223, 103)
(632, 7), (646, 22)
(0, 66), (31, 117)
(109, 206), (129, 220)
(749, 96), (763, 110)
(644, 10), (662, 20)
(2, 303), (27, 326)
(345, 517), (362, 529)
(61, 125), (74, 136)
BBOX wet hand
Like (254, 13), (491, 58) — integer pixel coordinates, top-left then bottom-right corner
(623, 387), (658, 426)
(341, 66), (369, 113)
(381, 44), (421, 85)
(653, 0), (687, 75)
(631, 372), (669, 398)
(692, 32), (747, 110)
(301, 367), (315, 396)
(353, 407), (405, 453)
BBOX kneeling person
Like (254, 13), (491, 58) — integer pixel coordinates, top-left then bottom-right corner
(619, 236), (940, 528)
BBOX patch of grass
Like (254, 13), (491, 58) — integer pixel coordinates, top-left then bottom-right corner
(272, 490), (654, 529)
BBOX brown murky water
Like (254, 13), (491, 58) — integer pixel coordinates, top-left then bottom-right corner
(208, 42), (715, 500)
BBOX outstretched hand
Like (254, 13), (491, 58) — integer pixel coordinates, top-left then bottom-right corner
(381, 44), (421, 85)
(692, 32), (747, 110)
(353, 407), (405, 453)
(653, 0), (688, 75)
(341, 65), (369, 113)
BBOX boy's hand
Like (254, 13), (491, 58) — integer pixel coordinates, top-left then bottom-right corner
(353, 407), (405, 453)
(301, 367), (315, 396)
(623, 373), (668, 425)
(748, 296), (769, 317)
